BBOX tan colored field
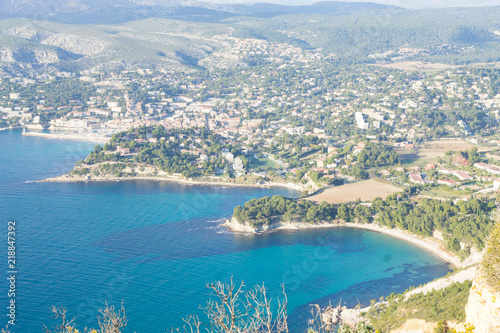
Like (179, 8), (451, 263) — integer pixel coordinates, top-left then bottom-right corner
(372, 61), (452, 72)
(396, 140), (491, 163)
(415, 140), (476, 160)
(306, 179), (403, 204)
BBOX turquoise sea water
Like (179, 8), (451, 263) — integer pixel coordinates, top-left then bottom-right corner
(0, 130), (450, 332)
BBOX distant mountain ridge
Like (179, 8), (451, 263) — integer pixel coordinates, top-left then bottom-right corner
(0, 0), (399, 23)
(0, 2), (498, 75)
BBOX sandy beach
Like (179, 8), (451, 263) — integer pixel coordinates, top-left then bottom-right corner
(22, 131), (110, 143)
(223, 218), (463, 268)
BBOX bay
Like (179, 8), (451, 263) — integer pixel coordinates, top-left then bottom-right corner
(0, 130), (450, 332)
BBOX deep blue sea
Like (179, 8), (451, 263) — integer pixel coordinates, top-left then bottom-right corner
(0, 130), (450, 332)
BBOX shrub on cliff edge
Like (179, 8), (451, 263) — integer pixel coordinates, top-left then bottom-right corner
(482, 220), (500, 292)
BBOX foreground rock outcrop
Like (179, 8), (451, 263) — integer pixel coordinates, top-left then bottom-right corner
(465, 272), (500, 332)
(465, 222), (500, 333)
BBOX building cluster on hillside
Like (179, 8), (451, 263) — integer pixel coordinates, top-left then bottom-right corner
(1, 62), (498, 145)
(1, 54), (500, 190)
(386, 157), (500, 194)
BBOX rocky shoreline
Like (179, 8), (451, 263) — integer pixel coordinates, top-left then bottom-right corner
(0, 126), (23, 131)
(40, 174), (306, 191)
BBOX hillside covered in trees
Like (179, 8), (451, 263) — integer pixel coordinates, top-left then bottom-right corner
(73, 126), (245, 179)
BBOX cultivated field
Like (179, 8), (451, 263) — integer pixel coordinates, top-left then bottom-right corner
(396, 139), (491, 163)
(306, 179), (403, 204)
(417, 140), (478, 159)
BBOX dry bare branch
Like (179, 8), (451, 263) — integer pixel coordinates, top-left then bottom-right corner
(44, 306), (76, 333)
(97, 301), (128, 333)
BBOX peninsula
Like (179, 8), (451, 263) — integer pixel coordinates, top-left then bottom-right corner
(224, 194), (496, 268)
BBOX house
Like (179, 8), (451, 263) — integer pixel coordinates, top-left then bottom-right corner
(425, 163), (436, 170)
(409, 172), (430, 185)
(233, 157), (245, 174)
(316, 158), (325, 168)
(474, 162), (500, 175)
(437, 168), (454, 175)
(353, 142), (365, 155)
(437, 168), (472, 181)
(327, 146), (338, 154)
(242, 147), (254, 155)
(224, 152), (235, 163)
(116, 146), (130, 155)
(454, 171), (473, 181)
(480, 176), (498, 182)
(355, 112), (369, 129)
(475, 162), (489, 170)
(380, 170), (391, 176)
(438, 179), (460, 187)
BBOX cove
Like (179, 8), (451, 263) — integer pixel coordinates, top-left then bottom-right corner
(0, 130), (450, 332)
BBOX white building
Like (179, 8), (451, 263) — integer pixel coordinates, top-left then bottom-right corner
(224, 152), (235, 163)
(233, 157), (245, 174)
(355, 112), (369, 129)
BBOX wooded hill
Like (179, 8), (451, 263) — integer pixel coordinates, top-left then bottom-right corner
(233, 194), (497, 258)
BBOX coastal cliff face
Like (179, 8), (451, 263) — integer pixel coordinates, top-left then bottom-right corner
(223, 217), (344, 233)
(465, 272), (500, 333)
(224, 217), (262, 233)
(223, 217), (307, 233)
(465, 221), (500, 332)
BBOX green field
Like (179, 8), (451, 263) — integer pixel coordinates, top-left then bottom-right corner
(250, 157), (280, 170)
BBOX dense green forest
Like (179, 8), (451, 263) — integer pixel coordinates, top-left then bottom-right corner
(233, 194), (496, 257)
(233, 195), (343, 225)
(373, 195), (496, 258)
(356, 143), (399, 169)
(340, 142), (400, 179)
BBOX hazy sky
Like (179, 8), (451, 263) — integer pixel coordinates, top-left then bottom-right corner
(202, 0), (500, 9)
